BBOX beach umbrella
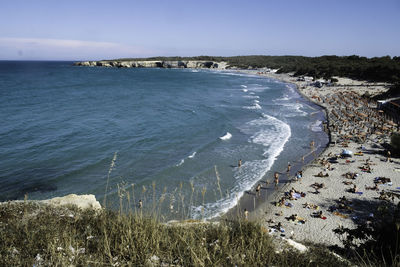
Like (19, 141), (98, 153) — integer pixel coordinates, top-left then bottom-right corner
(341, 149), (353, 157)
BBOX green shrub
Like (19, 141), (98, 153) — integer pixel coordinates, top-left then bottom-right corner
(391, 132), (400, 152)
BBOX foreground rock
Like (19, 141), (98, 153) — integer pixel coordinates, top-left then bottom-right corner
(1, 194), (102, 210)
(40, 194), (101, 210)
(74, 60), (229, 69)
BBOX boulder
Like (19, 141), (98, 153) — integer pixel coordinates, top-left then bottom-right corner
(41, 194), (101, 210)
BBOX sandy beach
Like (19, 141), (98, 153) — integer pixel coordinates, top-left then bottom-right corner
(235, 71), (400, 247)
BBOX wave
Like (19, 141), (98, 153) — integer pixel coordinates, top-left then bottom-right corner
(192, 114), (291, 219)
(176, 159), (185, 166)
(243, 95), (260, 99)
(242, 89), (248, 92)
(310, 120), (323, 132)
(246, 86), (270, 92)
(278, 102), (308, 117)
(240, 85), (247, 88)
(217, 72), (257, 78)
(275, 94), (290, 101)
(219, 132), (232, 140)
(243, 103), (261, 110)
(176, 151), (197, 167)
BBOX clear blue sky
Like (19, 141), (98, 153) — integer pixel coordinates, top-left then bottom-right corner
(0, 0), (399, 60)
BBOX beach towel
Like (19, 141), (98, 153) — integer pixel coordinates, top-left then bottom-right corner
(333, 211), (349, 218)
(355, 192), (363, 195)
(293, 193), (302, 199)
(284, 202), (293, 208)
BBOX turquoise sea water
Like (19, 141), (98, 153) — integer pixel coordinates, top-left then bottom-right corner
(0, 61), (328, 219)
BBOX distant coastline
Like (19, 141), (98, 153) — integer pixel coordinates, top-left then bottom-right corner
(74, 55), (400, 88)
(73, 60), (229, 69)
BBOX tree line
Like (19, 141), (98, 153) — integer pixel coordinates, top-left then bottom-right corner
(112, 55), (400, 83)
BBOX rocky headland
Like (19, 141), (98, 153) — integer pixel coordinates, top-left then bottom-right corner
(74, 60), (229, 69)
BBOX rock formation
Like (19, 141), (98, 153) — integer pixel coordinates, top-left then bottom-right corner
(40, 194), (101, 210)
(74, 60), (229, 69)
(1, 194), (102, 210)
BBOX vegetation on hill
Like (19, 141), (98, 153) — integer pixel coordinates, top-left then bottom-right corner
(111, 55), (400, 83)
(0, 202), (347, 266)
(334, 193), (400, 266)
(391, 132), (400, 153)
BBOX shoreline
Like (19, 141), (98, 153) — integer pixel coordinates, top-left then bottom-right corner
(222, 71), (331, 221)
(235, 71), (399, 247)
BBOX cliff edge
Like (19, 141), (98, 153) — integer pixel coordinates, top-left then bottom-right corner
(74, 60), (229, 69)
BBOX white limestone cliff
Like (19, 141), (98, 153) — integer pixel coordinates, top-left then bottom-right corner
(74, 60), (229, 69)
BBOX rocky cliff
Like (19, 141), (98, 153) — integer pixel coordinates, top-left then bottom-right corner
(1, 194), (102, 210)
(74, 60), (229, 69)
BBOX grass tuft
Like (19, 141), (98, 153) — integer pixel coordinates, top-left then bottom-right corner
(0, 201), (349, 266)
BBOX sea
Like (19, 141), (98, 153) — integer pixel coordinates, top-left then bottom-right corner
(0, 61), (328, 220)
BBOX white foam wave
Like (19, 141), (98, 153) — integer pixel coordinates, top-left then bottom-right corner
(219, 132), (232, 140)
(279, 102), (307, 117)
(218, 72), (252, 77)
(192, 114), (291, 219)
(242, 89), (248, 92)
(176, 159), (185, 166)
(243, 95), (260, 99)
(243, 103), (261, 110)
(188, 151), (197, 158)
(275, 94), (290, 101)
(246, 86), (269, 92)
(241, 85), (247, 88)
(310, 120), (323, 132)
(285, 83), (297, 93)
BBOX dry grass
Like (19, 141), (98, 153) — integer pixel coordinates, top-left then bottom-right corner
(0, 201), (349, 266)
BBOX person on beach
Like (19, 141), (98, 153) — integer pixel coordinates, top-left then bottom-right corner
(318, 211), (324, 219)
(310, 140), (315, 150)
(294, 171), (303, 181)
(349, 184), (358, 193)
(387, 150), (391, 162)
(287, 163), (291, 173)
(138, 199), (143, 209)
(238, 159), (242, 168)
(244, 209), (249, 220)
(274, 172), (279, 188)
(256, 183), (261, 197)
